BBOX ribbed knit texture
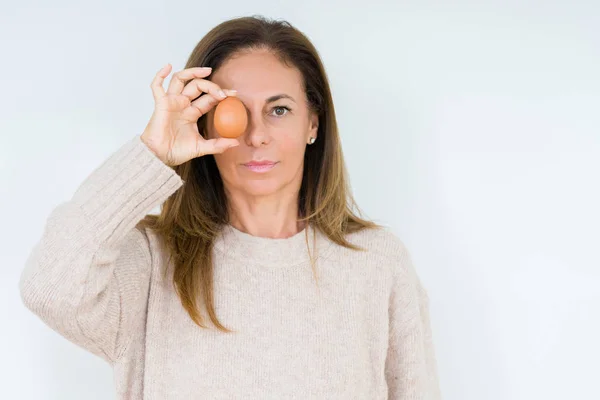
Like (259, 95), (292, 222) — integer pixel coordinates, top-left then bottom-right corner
(19, 135), (441, 400)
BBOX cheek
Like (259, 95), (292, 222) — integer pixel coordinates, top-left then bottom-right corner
(275, 117), (310, 148)
(212, 148), (238, 180)
(276, 129), (307, 162)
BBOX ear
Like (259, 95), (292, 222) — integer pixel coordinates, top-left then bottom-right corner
(307, 112), (319, 142)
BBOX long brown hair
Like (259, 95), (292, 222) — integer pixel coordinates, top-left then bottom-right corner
(138, 15), (379, 332)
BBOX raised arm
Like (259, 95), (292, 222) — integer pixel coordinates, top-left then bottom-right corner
(19, 135), (183, 363)
(20, 63), (241, 363)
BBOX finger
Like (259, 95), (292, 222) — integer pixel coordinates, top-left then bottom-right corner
(196, 137), (240, 157)
(191, 88), (237, 114)
(180, 89), (237, 122)
(150, 63), (172, 101)
(179, 95), (216, 122)
(179, 103), (203, 123)
(167, 67), (213, 95)
(181, 78), (232, 102)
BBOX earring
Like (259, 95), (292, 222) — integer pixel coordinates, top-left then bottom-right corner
(308, 137), (316, 145)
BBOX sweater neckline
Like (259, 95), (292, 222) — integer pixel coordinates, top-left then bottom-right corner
(213, 223), (332, 267)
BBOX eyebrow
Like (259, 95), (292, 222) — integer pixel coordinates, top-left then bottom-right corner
(266, 94), (296, 104)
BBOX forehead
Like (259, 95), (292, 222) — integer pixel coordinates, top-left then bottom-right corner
(211, 49), (305, 103)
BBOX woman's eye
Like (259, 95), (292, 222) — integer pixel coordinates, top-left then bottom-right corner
(271, 106), (290, 117)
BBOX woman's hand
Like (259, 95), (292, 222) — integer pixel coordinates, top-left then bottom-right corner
(141, 64), (239, 167)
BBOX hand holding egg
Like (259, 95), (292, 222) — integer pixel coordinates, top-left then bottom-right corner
(140, 64), (241, 167)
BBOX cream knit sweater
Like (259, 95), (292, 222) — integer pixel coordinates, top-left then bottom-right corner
(19, 135), (441, 400)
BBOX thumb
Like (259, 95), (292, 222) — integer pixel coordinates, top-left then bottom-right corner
(196, 137), (240, 157)
(212, 138), (240, 154)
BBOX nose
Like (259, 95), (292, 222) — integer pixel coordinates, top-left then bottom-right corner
(243, 111), (271, 147)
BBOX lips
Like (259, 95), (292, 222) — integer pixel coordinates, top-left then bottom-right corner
(242, 161), (278, 173)
(244, 161), (277, 167)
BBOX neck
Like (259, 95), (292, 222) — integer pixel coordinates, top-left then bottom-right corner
(226, 190), (304, 239)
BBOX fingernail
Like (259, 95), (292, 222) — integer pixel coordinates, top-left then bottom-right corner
(218, 90), (226, 98)
(203, 66), (212, 70)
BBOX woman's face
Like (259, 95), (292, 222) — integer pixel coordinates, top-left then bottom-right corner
(205, 48), (318, 199)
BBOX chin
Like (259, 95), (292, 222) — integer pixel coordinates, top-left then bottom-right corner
(239, 179), (286, 197)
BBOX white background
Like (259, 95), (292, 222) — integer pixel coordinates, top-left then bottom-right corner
(1, 1), (599, 399)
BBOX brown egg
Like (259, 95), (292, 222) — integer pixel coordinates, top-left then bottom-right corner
(213, 97), (248, 138)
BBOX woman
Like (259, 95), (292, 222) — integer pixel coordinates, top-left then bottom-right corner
(19, 16), (441, 399)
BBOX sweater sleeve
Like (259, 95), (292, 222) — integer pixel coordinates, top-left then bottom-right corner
(19, 135), (184, 364)
(385, 242), (442, 400)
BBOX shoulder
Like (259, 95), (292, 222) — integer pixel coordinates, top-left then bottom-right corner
(345, 225), (412, 264)
(343, 226), (424, 291)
